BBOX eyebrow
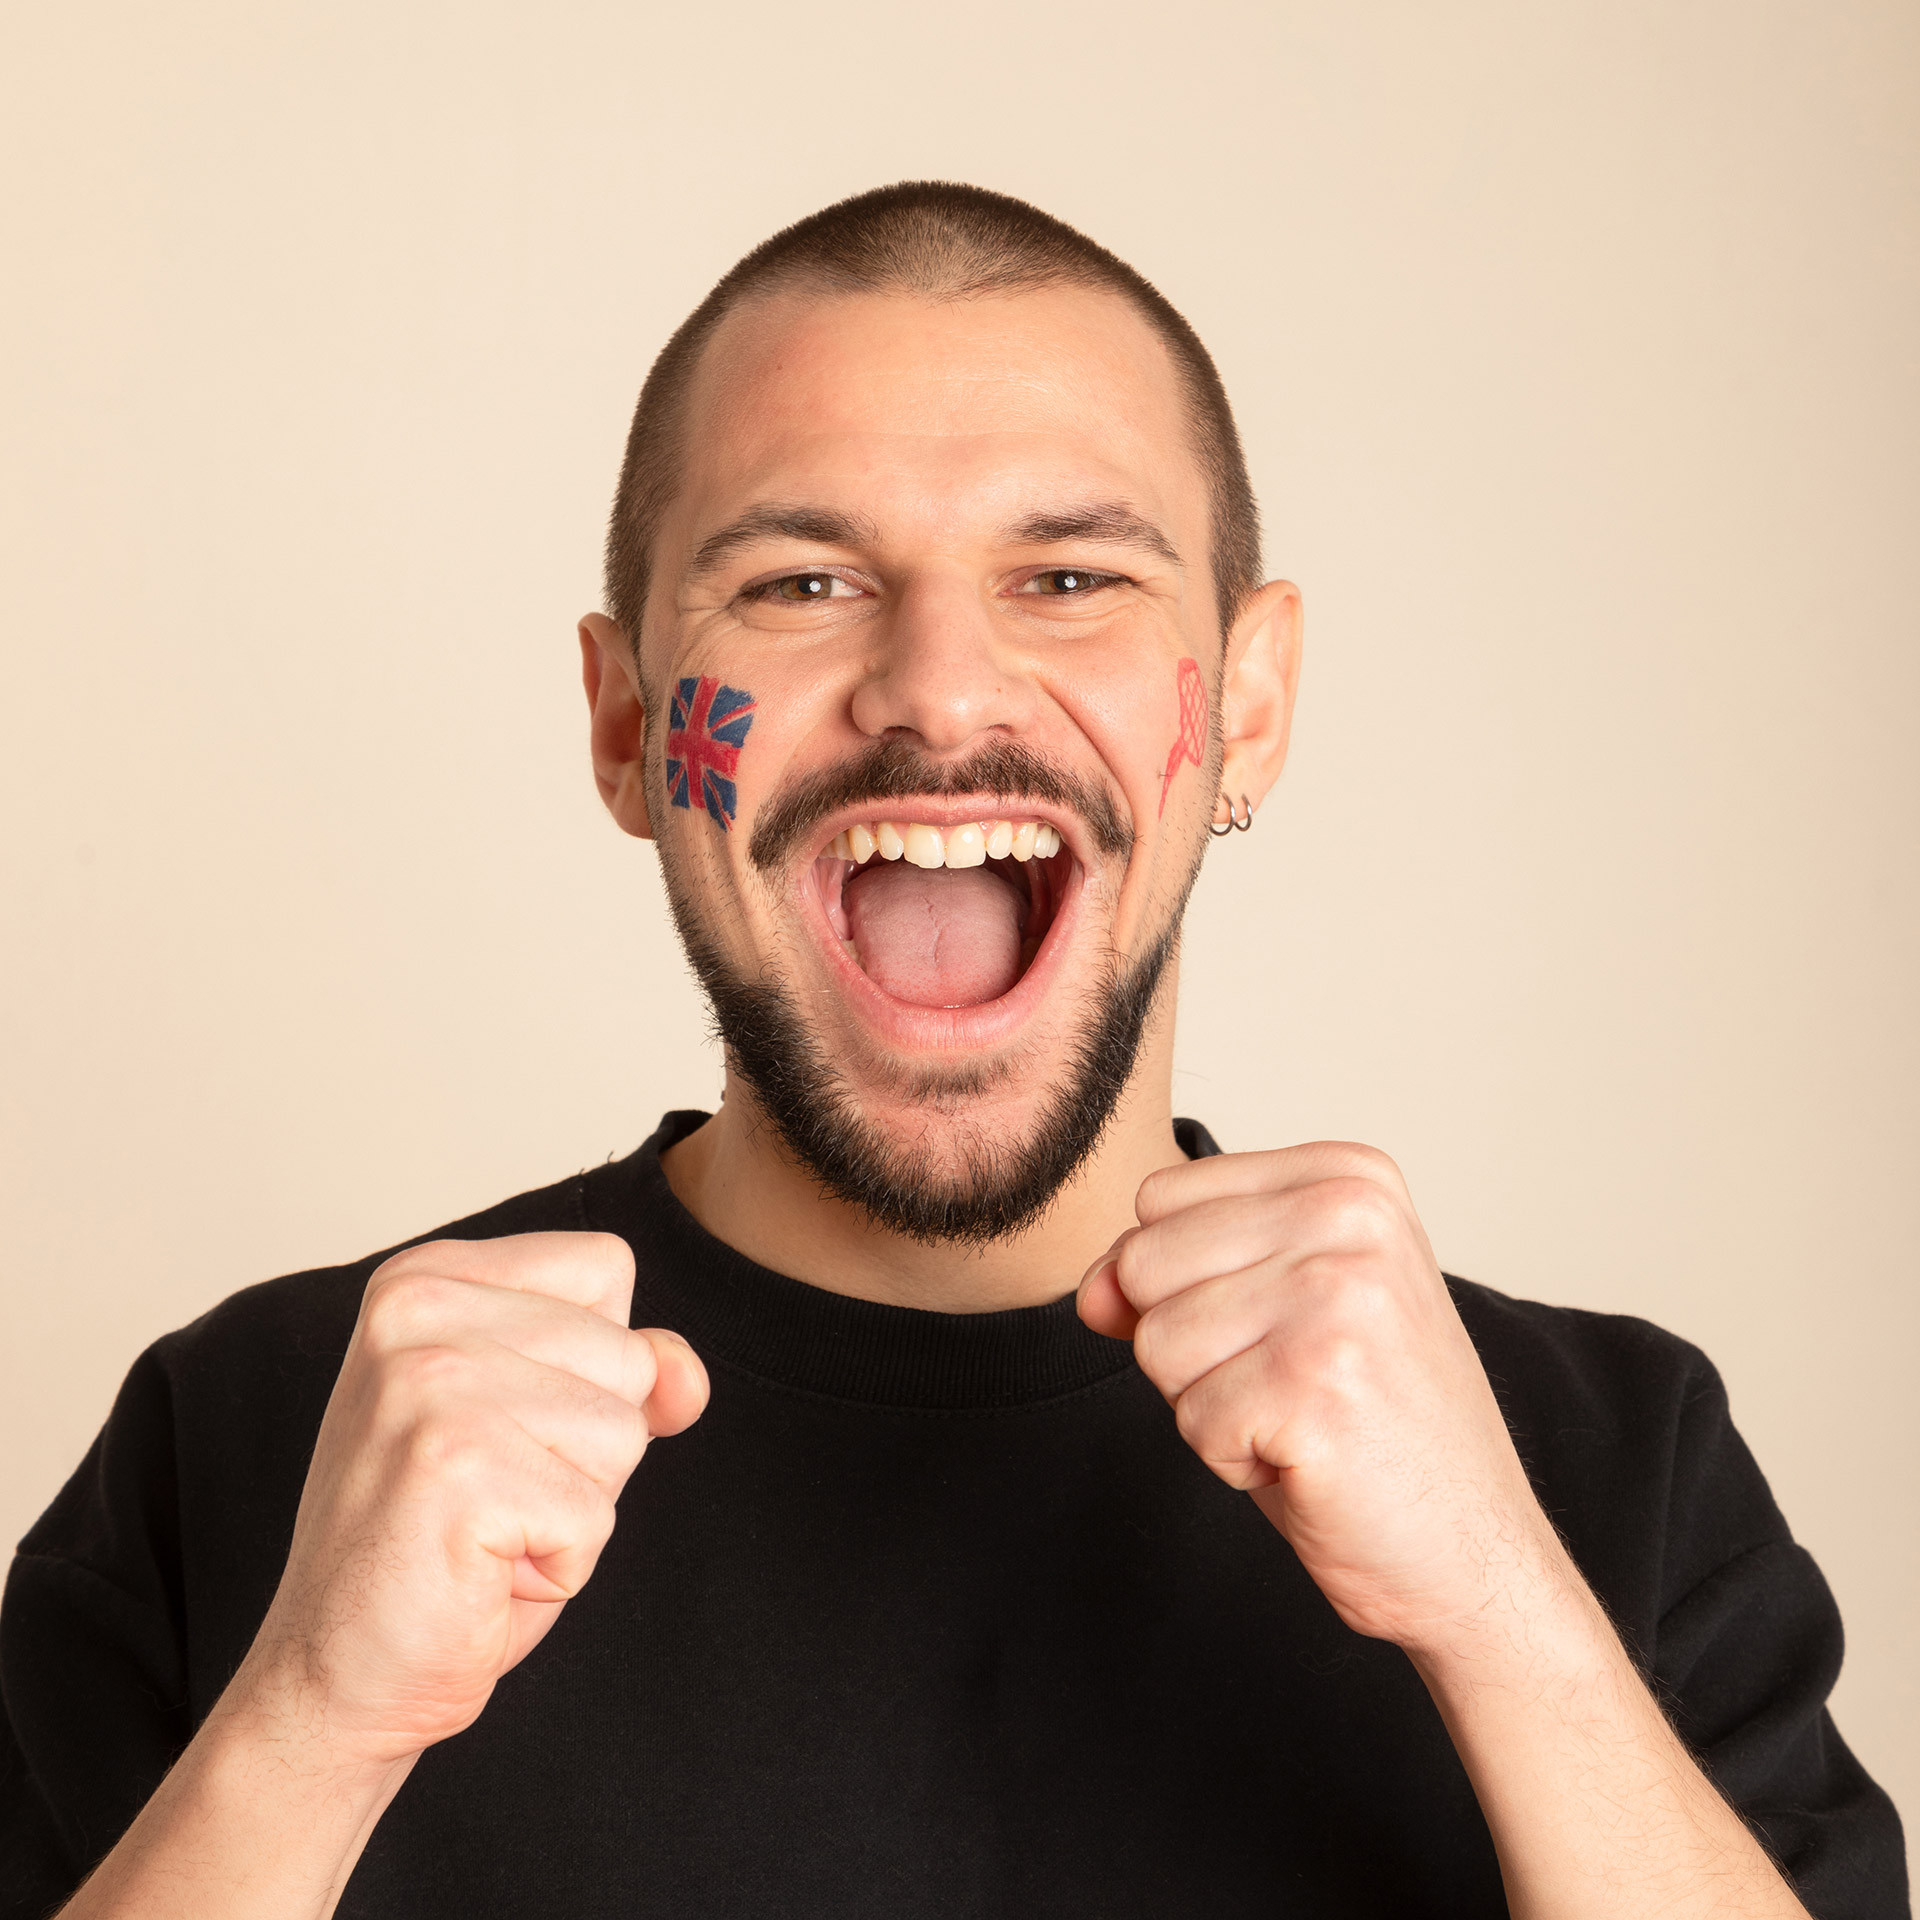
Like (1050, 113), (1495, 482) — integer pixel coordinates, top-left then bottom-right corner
(1002, 502), (1183, 568)
(686, 504), (880, 581)
(683, 497), (1184, 582)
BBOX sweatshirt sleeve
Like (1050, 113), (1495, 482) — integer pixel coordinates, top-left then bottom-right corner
(1454, 1279), (1908, 1920)
(0, 1348), (194, 1917)
(1648, 1356), (1908, 1918)
(0, 1181), (581, 1918)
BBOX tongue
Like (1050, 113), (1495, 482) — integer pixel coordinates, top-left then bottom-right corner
(844, 861), (1027, 1007)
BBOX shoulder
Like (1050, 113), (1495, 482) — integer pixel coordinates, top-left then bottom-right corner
(147, 1165), (599, 1393)
(1446, 1275), (1724, 1442)
(66, 1121), (690, 1508)
(12, 1163), (623, 1723)
(118, 1167), (606, 1526)
(1445, 1277), (1789, 1638)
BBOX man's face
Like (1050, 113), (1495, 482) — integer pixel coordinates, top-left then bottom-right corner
(623, 284), (1245, 1238)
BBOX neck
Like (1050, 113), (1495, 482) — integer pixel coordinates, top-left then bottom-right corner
(659, 980), (1188, 1313)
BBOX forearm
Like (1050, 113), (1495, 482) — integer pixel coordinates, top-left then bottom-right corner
(1411, 1555), (1806, 1920)
(59, 1692), (415, 1920)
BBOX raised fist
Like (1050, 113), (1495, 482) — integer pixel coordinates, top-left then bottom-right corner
(228, 1232), (707, 1766)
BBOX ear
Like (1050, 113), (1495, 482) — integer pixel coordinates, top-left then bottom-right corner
(579, 612), (653, 840)
(1217, 580), (1303, 818)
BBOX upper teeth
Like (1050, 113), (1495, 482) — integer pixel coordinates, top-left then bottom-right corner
(825, 819), (1062, 868)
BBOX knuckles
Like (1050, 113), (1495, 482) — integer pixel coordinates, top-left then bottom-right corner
(1124, 1160), (1417, 1315)
(1142, 1259), (1405, 1454)
(1170, 1383), (1219, 1453)
(1289, 1324), (1377, 1402)
(1170, 1341), (1287, 1484)
(580, 1488), (620, 1553)
(384, 1340), (472, 1403)
(1132, 1162), (1189, 1223)
(1297, 1175), (1406, 1253)
(1294, 1248), (1404, 1327)
(1128, 1299), (1224, 1395)
(358, 1260), (469, 1356)
(1128, 1306), (1178, 1384)
(584, 1230), (640, 1294)
(1314, 1140), (1404, 1185)
(589, 1396), (653, 1478)
(393, 1399), (503, 1489)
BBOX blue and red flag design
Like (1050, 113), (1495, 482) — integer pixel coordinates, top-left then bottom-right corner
(665, 675), (756, 830)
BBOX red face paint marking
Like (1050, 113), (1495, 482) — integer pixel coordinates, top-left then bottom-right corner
(1159, 657), (1207, 816)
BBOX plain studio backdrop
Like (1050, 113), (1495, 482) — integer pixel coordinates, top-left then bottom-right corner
(3, 0), (1915, 1828)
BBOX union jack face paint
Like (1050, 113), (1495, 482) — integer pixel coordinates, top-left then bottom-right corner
(666, 675), (757, 830)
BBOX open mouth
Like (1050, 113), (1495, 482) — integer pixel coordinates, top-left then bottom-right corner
(809, 815), (1075, 1013)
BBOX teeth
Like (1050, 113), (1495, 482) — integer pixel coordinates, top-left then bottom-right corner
(902, 823), (945, 869)
(945, 823), (987, 868)
(824, 818), (1064, 870)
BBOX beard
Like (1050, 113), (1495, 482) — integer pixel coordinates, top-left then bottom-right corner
(675, 915), (1181, 1247)
(650, 734), (1202, 1248)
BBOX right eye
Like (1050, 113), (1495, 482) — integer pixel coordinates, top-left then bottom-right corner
(747, 571), (862, 604)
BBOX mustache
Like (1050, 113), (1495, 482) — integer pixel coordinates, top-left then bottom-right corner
(748, 736), (1133, 875)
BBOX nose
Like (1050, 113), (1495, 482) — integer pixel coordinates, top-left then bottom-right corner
(848, 573), (1038, 754)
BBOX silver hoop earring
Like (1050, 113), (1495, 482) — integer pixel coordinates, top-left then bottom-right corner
(1208, 794), (1254, 837)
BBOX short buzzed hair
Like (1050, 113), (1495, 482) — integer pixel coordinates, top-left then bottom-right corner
(604, 182), (1262, 648)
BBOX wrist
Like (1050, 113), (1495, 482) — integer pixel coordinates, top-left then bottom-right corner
(1398, 1525), (1616, 1685)
(57, 1670), (419, 1920)
(1395, 1541), (1806, 1918)
(205, 1654), (422, 1804)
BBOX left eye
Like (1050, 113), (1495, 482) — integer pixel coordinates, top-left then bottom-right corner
(1018, 568), (1122, 597)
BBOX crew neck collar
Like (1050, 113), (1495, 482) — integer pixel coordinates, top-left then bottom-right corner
(582, 1110), (1221, 1412)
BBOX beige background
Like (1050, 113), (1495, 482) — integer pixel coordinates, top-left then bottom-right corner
(3, 0), (1915, 1830)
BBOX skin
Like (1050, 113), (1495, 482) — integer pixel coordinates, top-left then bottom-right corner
(60, 285), (1807, 1919)
(586, 284), (1301, 1310)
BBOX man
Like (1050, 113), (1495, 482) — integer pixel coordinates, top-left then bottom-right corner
(1, 183), (1904, 1918)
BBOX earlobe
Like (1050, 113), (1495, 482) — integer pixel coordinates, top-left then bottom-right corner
(1217, 581), (1303, 818)
(579, 613), (654, 840)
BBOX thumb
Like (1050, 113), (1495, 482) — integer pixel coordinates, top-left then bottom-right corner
(638, 1330), (710, 1437)
(1076, 1260), (1140, 1342)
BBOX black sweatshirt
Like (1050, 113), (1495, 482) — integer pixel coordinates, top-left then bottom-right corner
(2, 1114), (1906, 1917)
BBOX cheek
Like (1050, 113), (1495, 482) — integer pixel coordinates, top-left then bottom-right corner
(1157, 657), (1209, 817)
(659, 672), (761, 834)
(660, 653), (854, 839)
(1043, 648), (1211, 832)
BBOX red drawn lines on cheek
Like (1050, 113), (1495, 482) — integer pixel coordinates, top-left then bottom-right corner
(665, 675), (757, 830)
(1158, 657), (1207, 816)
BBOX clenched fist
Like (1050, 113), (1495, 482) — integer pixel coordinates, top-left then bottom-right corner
(227, 1232), (707, 1769)
(1078, 1144), (1574, 1656)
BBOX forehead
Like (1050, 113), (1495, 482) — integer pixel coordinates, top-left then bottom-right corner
(669, 282), (1204, 551)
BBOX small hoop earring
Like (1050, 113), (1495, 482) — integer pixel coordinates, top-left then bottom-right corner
(1208, 794), (1254, 837)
